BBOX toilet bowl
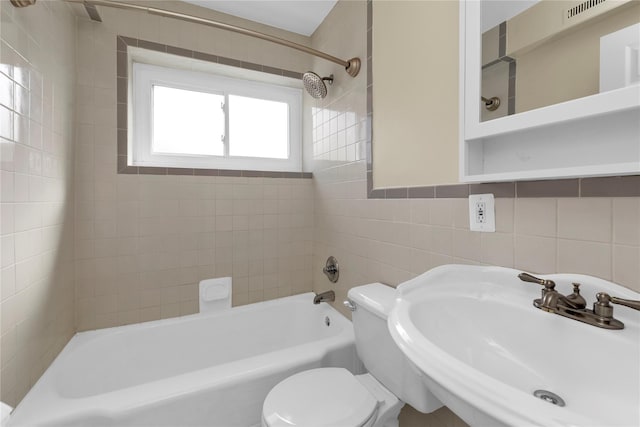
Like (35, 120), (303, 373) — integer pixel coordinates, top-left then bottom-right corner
(0, 402), (13, 427)
(262, 368), (402, 427)
(262, 284), (442, 427)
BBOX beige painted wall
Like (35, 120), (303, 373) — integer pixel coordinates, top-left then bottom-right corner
(515, 1), (640, 113)
(372, 0), (459, 188)
(0, 0), (77, 406)
(73, 1), (315, 331)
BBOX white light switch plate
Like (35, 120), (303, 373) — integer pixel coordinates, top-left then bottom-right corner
(469, 193), (495, 232)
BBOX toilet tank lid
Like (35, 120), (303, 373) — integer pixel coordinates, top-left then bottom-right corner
(348, 283), (397, 319)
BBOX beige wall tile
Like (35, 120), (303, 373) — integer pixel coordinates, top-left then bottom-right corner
(5, 204), (22, 237)
(409, 199), (429, 225)
(452, 199), (470, 230)
(557, 198), (612, 243)
(431, 227), (453, 257)
(409, 224), (432, 251)
(1, 266), (16, 302)
(558, 239), (612, 280)
(430, 199), (454, 227)
(481, 232), (515, 268)
(515, 198), (556, 237)
(410, 249), (433, 274)
(0, 0), (76, 406)
(514, 235), (557, 274)
(613, 245), (640, 292)
(452, 229), (482, 262)
(393, 199), (411, 223)
(613, 198), (640, 246)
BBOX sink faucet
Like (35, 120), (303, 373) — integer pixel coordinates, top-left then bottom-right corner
(518, 273), (584, 311)
(313, 290), (335, 304)
(518, 272), (640, 330)
(537, 283), (587, 311)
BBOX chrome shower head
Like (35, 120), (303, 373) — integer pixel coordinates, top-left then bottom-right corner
(302, 72), (333, 99)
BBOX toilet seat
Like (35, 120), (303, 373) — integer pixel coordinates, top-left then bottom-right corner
(262, 368), (379, 427)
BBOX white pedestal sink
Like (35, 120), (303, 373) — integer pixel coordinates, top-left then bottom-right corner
(388, 265), (640, 427)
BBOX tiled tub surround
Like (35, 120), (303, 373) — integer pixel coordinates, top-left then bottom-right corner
(310, 1), (639, 426)
(0, 0), (77, 407)
(75, 174), (314, 330)
(74, 1), (315, 331)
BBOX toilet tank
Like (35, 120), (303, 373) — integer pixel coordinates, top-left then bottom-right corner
(347, 284), (442, 414)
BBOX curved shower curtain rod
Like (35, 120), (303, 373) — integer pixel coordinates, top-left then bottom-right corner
(10, 0), (361, 78)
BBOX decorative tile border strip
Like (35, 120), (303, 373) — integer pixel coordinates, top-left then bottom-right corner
(365, 177), (640, 199)
(580, 176), (640, 197)
(116, 35), (310, 179)
(365, 0), (374, 197)
(364, 0), (639, 199)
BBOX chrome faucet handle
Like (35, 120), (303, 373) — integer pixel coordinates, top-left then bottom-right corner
(518, 272), (556, 291)
(594, 293), (615, 319)
(597, 292), (640, 311)
(589, 293), (626, 329)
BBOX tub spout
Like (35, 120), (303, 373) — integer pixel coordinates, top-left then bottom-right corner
(313, 290), (335, 304)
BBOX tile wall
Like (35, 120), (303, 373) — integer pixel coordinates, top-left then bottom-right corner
(310, 1), (639, 426)
(0, 0), (77, 406)
(73, 1), (315, 330)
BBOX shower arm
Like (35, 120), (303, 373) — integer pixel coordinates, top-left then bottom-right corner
(36, 0), (361, 78)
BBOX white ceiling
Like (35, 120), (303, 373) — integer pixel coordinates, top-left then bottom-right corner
(183, 1), (338, 36)
(481, 0), (540, 32)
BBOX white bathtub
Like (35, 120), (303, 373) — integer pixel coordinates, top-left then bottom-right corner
(8, 293), (361, 426)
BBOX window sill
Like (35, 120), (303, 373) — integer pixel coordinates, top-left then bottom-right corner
(117, 155), (311, 178)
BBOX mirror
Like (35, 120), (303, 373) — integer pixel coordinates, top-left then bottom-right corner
(479, 0), (640, 122)
(460, 0), (640, 182)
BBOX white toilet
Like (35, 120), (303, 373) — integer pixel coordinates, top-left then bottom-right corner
(262, 283), (443, 427)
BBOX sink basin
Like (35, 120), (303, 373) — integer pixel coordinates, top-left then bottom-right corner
(388, 265), (640, 427)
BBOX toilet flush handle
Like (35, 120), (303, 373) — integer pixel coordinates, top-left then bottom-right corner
(343, 300), (356, 311)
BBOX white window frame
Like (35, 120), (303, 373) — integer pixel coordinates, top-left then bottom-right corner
(132, 62), (302, 172)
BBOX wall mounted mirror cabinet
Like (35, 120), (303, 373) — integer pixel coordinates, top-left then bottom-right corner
(460, 0), (640, 182)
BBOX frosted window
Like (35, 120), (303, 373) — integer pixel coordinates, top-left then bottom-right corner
(228, 95), (289, 159)
(152, 85), (224, 156)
